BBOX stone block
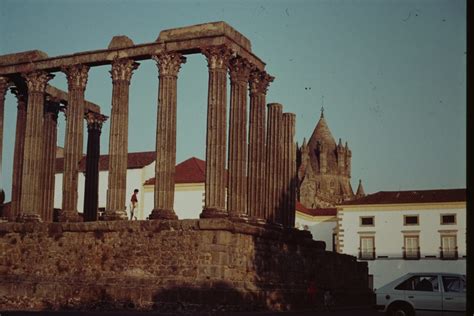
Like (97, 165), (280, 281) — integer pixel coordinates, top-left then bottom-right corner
(157, 21), (251, 51)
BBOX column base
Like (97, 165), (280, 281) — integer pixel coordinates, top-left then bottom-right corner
(58, 210), (82, 222)
(200, 207), (228, 219)
(103, 210), (128, 221)
(149, 208), (178, 220)
(228, 212), (249, 223)
(247, 216), (267, 225)
(16, 212), (42, 223)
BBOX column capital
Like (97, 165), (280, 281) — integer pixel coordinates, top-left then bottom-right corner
(249, 70), (274, 95)
(62, 64), (90, 91)
(85, 111), (108, 131)
(45, 97), (61, 117)
(10, 86), (28, 106)
(152, 52), (186, 77)
(0, 76), (11, 97)
(22, 71), (54, 93)
(201, 45), (233, 70)
(110, 58), (139, 83)
(229, 57), (252, 84)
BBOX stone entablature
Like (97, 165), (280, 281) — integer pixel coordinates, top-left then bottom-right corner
(0, 219), (372, 312)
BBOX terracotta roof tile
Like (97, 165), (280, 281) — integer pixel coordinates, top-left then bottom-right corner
(296, 201), (337, 216)
(341, 188), (466, 205)
(144, 157), (206, 185)
(55, 151), (156, 173)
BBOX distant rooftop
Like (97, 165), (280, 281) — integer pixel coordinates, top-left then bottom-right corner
(341, 188), (466, 205)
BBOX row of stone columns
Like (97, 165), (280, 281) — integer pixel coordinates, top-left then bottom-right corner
(0, 46), (297, 227)
(0, 71), (107, 222)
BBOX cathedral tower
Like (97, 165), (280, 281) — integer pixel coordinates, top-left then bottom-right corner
(297, 109), (357, 208)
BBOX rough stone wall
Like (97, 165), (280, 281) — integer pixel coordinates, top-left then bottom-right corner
(0, 219), (372, 312)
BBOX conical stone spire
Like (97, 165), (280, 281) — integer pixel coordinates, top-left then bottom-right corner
(356, 179), (365, 197)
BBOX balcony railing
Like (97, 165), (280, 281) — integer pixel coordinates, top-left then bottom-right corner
(403, 247), (420, 260)
(440, 249), (458, 260)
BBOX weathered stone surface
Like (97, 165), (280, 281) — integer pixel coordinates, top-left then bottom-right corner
(108, 36), (135, 50)
(149, 52), (186, 220)
(0, 50), (48, 66)
(0, 219), (372, 312)
(157, 21), (252, 52)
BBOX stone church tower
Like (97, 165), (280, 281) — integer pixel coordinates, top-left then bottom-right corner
(297, 109), (361, 208)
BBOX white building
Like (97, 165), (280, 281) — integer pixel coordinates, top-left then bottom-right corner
(54, 152), (207, 220)
(55, 151), (156, 219)
(336, 189), (466, 289)
(295, 202), (337, 251)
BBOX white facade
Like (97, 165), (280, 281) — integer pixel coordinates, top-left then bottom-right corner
(337, 201), (466, 289)
(295, 211), (337, 251)
(54, 161), (155, 219)
(142, 183), (205, 220)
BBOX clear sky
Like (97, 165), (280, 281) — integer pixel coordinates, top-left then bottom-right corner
(0, 0), (466, 200)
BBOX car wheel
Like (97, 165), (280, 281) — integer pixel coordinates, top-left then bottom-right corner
(387, 302), (414, 316)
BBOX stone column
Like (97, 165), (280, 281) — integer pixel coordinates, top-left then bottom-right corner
(200, 46), (232, 219)
(40, 99), (60, 222)
(227, 57), (251, 220)
(60, 64), (89, 222)
(18, 71), (54, 222)
(264, 103), (283, 225)
(9, 87), (27, 220)
(83, 112), (107, 222)
(0, 77), (10, 191)
(282, 113), (296, 228)
(104, 58), (139, 220)
(247, 71), (273, 222)
(149, 52), (186, 220)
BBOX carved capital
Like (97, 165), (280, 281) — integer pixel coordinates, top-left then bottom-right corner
(201, 45), (233, 70)
(110, 58), (139, 83)
(229, 57), (252, 83)
(85, 111), (108, 131)
(22, 71), (54, 93)
(249, 70), (274, 95)
(44, 98), (61, 121)
(63, 64), (90, 91)
(153, 52), (186, 77)
(0, 76), (11, 98)
(10, 86), (28, 107)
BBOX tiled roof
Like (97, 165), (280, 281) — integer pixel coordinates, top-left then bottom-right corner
(341, 188), (466, 205)
(144, 157), (206, 185)
(296, 201), (337, 216)
(55, 151), (156, 173)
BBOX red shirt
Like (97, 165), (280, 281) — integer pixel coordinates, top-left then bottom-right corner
(131, 193), (138, 203)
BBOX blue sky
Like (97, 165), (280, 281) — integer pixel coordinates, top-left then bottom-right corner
(0, 0), (466, 200)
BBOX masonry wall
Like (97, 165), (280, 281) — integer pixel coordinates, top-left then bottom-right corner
(0, 219), (372, 312)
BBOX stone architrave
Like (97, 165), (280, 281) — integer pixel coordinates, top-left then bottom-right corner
(282, 113), (296, 228)
(149, 52), (186, 220)
(9, 87), (27, 220)
(0, 77), (10, 189)
(247, 71), (273, 222)
(83, 112), (107, 222)
(200, 46), (232, 219)
(264, 103), (283, 225)
(40, 99), (60, 222)
(60, 64), (89, 222)
(18, 71), (54, 222)
(227, 57), (252, 220)
(104, 58), (139, 220)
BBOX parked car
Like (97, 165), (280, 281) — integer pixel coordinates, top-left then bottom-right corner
(375, 272), (466, 316)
